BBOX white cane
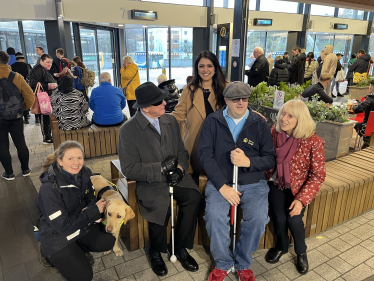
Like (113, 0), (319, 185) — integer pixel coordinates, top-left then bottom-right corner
(169, 184), (177, 263)
(231, 165), (238, 254)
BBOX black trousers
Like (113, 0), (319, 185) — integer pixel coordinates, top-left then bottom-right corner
(127, 100), (137, 117)
(40, 114), (52, 140)
(148, 187), (201, 254)
(49, 224), (115, 281)
(268, 181), (307, 255)
(0, 118), (29, 174)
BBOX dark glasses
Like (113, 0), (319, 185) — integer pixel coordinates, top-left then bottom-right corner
(230, 98), (248, 103)
(152, 100), (163, 106)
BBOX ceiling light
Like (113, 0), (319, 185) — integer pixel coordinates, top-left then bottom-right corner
(143, 25), (147, 28)
(118, 24), (123, 26)
(148, 11), (153, 13)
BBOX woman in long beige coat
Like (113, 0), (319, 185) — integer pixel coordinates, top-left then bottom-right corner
(171, 50), (228, 177)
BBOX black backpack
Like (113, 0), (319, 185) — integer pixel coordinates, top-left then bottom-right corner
(0, 72), (24, 120)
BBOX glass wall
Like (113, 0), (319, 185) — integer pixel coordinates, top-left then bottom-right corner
(0, 21), (22, 54)
(22, 21), (48, 66)
(141, 0), (203, 6)
(310, 5), (335, 17)
(97, 29), (114, 84)
(148, 28), (169, 85)
(259, 0), (299, 14)
(125, 28), (147, 84)
(338, 9), (365, 20)
(246, 31), (266, 67)
(80, 28), (100, 89)
(170, 27), (193, 88)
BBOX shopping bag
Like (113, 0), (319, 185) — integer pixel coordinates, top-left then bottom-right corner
(35, 83), (52, 115)
(336, 69), (345, 82)
(30, 83), (41, 114)
(353, 72), (367, 84)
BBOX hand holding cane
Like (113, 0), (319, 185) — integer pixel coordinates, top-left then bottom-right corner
(230, 165), (239, 254)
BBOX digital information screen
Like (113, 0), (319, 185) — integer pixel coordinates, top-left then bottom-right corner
(131, 10), (158, 21)
(334, 23), (348, 30)
(253, 19), (273, 26)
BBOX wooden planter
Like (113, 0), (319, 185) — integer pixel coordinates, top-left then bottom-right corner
(348, 86), (369, 101)
(315, 120), (356, 162)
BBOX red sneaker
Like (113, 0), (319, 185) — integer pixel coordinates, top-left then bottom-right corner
(208, 267), (228, 281)
(237, 269), (255, 281)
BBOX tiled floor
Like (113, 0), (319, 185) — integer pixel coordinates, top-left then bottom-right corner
(1, 96), (374, 280)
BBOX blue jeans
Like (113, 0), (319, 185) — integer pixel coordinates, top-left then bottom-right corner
(204, 180), (270, 271)
(330, 77), (340, 94)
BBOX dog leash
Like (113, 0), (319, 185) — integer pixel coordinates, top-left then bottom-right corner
(99, 175), (119, 192)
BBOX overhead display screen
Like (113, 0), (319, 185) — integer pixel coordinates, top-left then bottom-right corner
(131, 10), (158, 21)
(334, 23), (348, 30)
(253, 19), (273, 26)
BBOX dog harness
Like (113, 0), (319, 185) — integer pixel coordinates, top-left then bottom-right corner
(96, 185), (116, 201)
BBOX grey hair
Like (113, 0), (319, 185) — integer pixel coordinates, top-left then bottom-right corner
(100, 72), (111, 83)
(255, 47), (264, 54)
(123, 56), (134, 64)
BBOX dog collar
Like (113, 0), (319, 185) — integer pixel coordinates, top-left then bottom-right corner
(101, 219), (124, 227)
(97, 185), (116, 201)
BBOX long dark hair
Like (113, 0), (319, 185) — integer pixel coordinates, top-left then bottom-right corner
(188, 50), (227, 111)
(73, 56), (86, 68)
(59, 75), (74, 94)
(307, 52), (314, 67)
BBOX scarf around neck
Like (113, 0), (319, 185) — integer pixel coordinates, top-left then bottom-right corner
(275, 132), (301, 190)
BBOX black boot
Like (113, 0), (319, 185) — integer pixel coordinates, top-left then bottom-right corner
(149, 249), (168, 276)
(265, 247), (286, 264)
(296, 253), (308, 275)
(39, 243), (53, 267)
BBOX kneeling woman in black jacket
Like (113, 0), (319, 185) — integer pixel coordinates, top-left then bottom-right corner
(35, 141), (115, 281)
(268, 55), (289, 86)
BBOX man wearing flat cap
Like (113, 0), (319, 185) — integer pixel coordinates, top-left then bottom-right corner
(198, 81), (275, 281)
(118, 82), (201, 277)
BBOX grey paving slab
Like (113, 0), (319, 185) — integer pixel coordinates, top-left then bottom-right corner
(3, 264), (29, 281)
(293, 271), (325, 281)
(340, 232), (363, 247)
(361, 239), (374, 254)
(305, 249), (329, 270)
(350, 224), (374, 240)
(119, 276), (136, 281)
(276, 261), (300, 280)
(342, 263), (374, 281)
(93, 258), (106, 273)
(101, 253), (125, 269)
(261, 268), (290, 281)
(133, 268), (159, 281)
(305, 235), (329, 250)
(159, 262), (178, 280)
(249, 259), (267, 276)
(160, 271), (193, 281)
(365, 256), (374, 269)
(327, 256), (354, 274)
(315, 243), (340, 259)
(339, 245), (374, 267)
(186, 263), (209, 281)
(92, 267), (119, 281)
(123, 249), (146, 262)
(328, 237), (352, 253)
(115, 255), (150, 279)
(314, 263), (340, 281)
(24, 258), (53, 280)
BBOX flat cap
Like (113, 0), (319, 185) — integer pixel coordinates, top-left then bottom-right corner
(223, 81), (251, 100)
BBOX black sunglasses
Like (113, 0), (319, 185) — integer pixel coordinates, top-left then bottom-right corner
(152, 100), (163, 106)
(230, 98), (248, 103)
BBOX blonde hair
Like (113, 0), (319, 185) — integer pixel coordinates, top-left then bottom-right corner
(319, 73), (331, 82)
(123, 56), (134, 64)
(42, 141), (84, 172)
(276, 100), (315, 139)
(157, 74), (167, 84)
(275, 55), (283, 61)
(301, 49), (306, 53)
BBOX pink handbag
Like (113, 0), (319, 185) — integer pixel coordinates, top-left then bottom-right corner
(36, 83), (52, 115)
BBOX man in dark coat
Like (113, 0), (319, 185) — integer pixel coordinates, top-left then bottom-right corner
(118, 82), (201, 277)
(246, 47), (269, 87)
(289, 45), (305, 85)
(302, 73), (333, 104)
(347, 50), (371, 85)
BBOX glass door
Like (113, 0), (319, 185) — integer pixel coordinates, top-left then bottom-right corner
(80, 27), (100, 91)
(97, 29), (115, 85)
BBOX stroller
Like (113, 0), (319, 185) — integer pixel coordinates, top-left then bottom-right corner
(158, 79), (180, 113)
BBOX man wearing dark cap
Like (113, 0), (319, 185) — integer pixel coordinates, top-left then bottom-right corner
(118, 82), (201, 277)
(198, 81), (275, 281)
(6, 47), (17, 66)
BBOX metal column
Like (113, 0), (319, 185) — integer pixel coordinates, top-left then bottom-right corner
(296, 3), (310, 49)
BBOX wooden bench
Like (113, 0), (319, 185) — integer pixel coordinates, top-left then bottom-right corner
(50, 114), (121, 158)
(110, 148), (374, 251)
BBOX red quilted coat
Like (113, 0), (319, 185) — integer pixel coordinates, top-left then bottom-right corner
(265, 126), (326, 206)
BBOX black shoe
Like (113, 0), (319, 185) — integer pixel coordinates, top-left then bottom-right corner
(175, 248), (199, 272)
(22, 168), (31, 177)
(39, 244), (53, 267)
(296, 253), (308, 275)
(35, 118), (40, 124)
(43, 139), (53, 144)
(1, 172), (15, 181)
(265, 247), (286, 264)
(24, 118), (29, 124)
(337, 92), (344, 97)
(149, 250), (168, 276)
(27, 114), (31, 119)
(332, 94), (337, 98)
(85, 252), (95, 266)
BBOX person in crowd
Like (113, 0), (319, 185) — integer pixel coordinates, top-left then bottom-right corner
(321, 45), (337, 97)
(29, 54), (57, 143)
(248, 54), (256, 68)
(0, 51), (34, 180)
(268, 55), (289, 87)
(316, 50), (326, 79)
(330, 53), (343, 97)
(157, 74), (168, 85)
(6, 47), (17, 66)
(51, 75), (91, 130)
(304, 52), (318, 82)
(89, 72), (126, 126)
(171, 50), (228, 178)
(120, 56), (141, 117)
(198, 81), (275, 281)
(118, 82), (201, 277)
(158, 79), (180, 113)
(67, 56), (87, 98)
(345, 53), (357, 94)
(301, 74), (333, 104)
(267, 54), (274, 74)
(35, 141), (115, 280)
(347, 49), (371, 86)
(283, 51), (290, 65)
(36, 46), (44, 65)
(54, 48), (70, 81)
(246, 47), (269, 87)
(264, 100), (326, 276)
(352, 79), (374, 147)
(289, 45), (305, 85)
(11, 52), (33, 124)
(317, 50), (324, 64)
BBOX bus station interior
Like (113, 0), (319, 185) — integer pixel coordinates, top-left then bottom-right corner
(2, 0), (374, 280)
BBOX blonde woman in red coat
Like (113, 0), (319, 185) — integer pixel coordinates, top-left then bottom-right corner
(264, 100), (326, 275)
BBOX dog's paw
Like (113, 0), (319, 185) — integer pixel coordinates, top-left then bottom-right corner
(104, 250), (111, 255)
(114, 248), (123, 256)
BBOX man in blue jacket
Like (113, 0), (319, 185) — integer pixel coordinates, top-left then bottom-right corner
(89, 72), (126, 125)
(198, 81), (275, 281)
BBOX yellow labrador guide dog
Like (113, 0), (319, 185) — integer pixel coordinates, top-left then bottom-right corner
(91, 175), (135, 256)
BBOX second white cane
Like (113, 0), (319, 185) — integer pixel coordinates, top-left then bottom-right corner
(169, 184), (177, 263)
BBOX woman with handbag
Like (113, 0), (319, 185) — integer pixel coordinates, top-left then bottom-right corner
(29, 54), (57, 144)
(120, 56), (140, 117)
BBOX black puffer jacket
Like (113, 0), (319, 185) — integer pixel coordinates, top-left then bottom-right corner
(35, 163), (100, 257)
(353, 94), (374, 124)
(29, 64), (56, 96)
(289, 54), (305, 85)
(347, 54), (371, 80)
(268, 59), (289, 86)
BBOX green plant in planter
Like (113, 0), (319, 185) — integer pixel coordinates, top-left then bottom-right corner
(325, 103), (349, 123)
(355, 76), (373, 87)
(303, 95), (349, 123)
(302, 80), (312, 90)
(249, 82), (273, 111)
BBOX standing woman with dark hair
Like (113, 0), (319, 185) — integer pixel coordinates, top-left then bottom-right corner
(171, 50), (228, 177)
(304, 52), (318, 82)
(68, 56), (87, 100)
(35, 141), (115, 281)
